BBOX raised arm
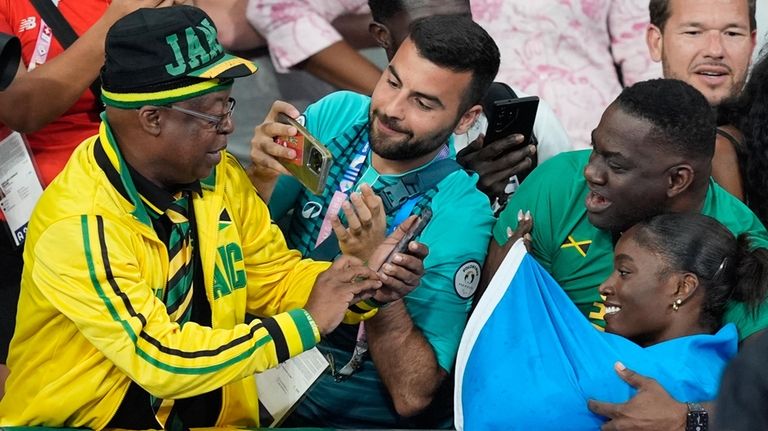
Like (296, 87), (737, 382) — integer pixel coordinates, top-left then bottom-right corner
(245, 0), (380, 93)
(194, 0), (266, 52)
(0, 0), (179, 132)
(366, 182), (494, 417)
(248, 100), (301, 201)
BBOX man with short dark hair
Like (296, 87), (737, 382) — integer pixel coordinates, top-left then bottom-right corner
(250, 14), (498, 429)
(646, 0), (757, 197)
(365, 0), (571, 204)
(0, 6), (426, 428)
(647, 0), (756, 107)
(245, 0), (570, 207)
(366, 0), (469, 60)
(484, 78), (768, 430)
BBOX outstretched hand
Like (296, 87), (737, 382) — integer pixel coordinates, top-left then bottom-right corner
(305, 256), (382, 335)
(486, 210), (533, 276)
(475, 211), (533, 306)
(365, 215), (429, 305)
(587, 362), (687, 431)
(505, 209), (533, 251)
(456, 133), (536, 204)
(334, 184), (386, 262)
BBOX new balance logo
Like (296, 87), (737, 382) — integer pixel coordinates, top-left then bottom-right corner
(19, 17), (36, 32)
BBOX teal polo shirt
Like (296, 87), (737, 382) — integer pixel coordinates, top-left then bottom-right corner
(269, 91), (494, 428)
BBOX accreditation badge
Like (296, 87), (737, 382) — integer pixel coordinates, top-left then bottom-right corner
(0, 128), (44, 247)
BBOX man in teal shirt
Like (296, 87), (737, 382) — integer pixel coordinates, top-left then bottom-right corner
(489, 78), (768, 430)
(250, 16), (497, 428)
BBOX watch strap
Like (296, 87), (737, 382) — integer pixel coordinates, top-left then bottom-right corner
(686, 402), (708, 431)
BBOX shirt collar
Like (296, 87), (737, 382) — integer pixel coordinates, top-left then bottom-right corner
(95, 113), (206, 226)
(126, 163), (202, 217)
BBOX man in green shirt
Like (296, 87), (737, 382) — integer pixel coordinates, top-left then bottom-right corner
(488, 78), (768, 430)
(492, 79), (768, 340)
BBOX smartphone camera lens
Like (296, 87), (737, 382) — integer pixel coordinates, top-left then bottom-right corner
(307, 148), (323, 175)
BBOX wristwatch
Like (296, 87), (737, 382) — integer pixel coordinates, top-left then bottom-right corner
(686, 402), (708, 431)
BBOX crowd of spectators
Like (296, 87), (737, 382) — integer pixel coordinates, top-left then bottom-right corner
(1, 0), (768, 430)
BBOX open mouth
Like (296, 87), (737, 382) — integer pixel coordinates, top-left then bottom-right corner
(585, 190), (612, 213)
(605, 304), (622, 315)
(693, 65), (730, 84)
(697, 71), (726, 77)
(695, 72), (727, 84)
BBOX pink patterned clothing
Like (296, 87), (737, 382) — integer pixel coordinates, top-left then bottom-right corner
(471, 0), (661, 149)
(246, 0), (572, 163)
(246, 0), (659, 149)
(246, 0), (369, 73)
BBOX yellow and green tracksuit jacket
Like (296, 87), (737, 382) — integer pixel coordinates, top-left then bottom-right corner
(0, 122), (357, 429)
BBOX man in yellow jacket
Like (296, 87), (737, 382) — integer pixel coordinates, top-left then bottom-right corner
(0, 6), (427, 429)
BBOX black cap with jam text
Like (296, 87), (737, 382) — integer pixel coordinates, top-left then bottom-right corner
(100, 5), (257, 108)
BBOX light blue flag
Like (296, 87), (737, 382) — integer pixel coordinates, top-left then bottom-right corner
(455, 240), (737, 430)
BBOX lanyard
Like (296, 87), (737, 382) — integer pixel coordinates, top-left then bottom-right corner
(315, 140), (370, 247)
(338, 141), (370, 194)
(28, 0), (61, 71)
(327, 150), (439, 382)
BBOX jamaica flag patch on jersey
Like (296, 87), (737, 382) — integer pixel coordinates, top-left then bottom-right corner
(560, 235), (592, 257)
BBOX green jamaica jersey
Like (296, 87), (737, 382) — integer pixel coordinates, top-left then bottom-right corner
(494, 150), (768, 340)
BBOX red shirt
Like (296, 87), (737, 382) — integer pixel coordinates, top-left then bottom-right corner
(0, 0), (109, 186)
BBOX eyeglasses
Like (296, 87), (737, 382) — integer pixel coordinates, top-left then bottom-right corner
(162, 97), (236, 133)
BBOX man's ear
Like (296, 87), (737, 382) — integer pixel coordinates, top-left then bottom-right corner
(454, 105), (482, 136)
(369, 21), (391, 51)
(646, 24), (663, 63)
(666, 163), (694, 198)
(137, 106), (162, 137)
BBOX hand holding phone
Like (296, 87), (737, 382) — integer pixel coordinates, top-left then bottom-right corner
(379, 207), (433, 270)
(482, 82), (539, 147)
(366, 208), (432, 306)
(275, 113), (333, 195)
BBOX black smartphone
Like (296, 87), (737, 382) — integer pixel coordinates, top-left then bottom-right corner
(482, 82), (539, 146)
(381, 207), (433, 268)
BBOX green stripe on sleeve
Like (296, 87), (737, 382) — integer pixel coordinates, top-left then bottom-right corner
(82, 215), (139, 343)
(135, 336), (273, 374)
(291, 309), (320, 350)
(82, 215), (272, 374)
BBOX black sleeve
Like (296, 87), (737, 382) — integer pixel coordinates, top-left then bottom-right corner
(715, 332), (768, 431)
